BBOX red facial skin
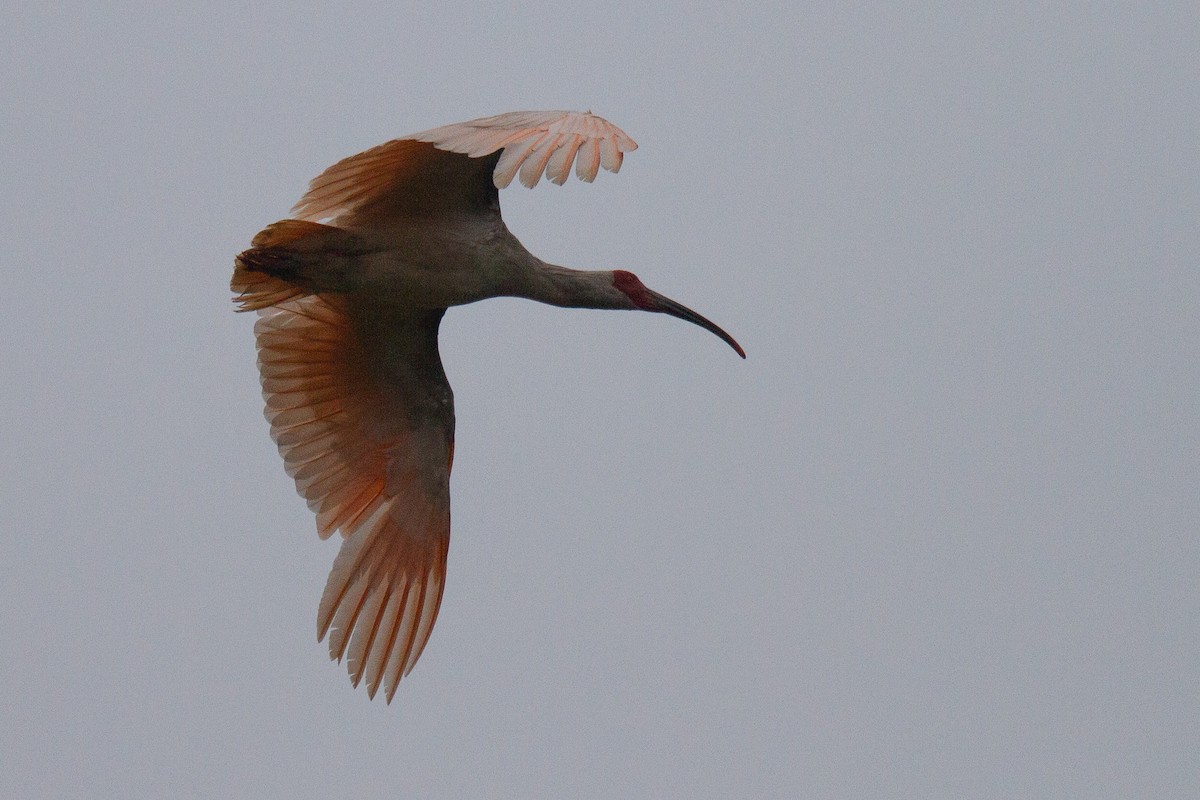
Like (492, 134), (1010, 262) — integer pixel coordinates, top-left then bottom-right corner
(612, 269), (653, 309)
(610, 268), (745, 358)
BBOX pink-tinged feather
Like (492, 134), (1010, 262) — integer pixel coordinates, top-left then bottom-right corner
(287, 111), (636, 224)
(545, 134), (583, 185)
(600, 137), (622, 173)
(493, 133), (546, 189)
(245, 292), (453, 700)
(520, 133), (563, 188)
(231, 108), (745, 704)
(576, 138), (601, 182)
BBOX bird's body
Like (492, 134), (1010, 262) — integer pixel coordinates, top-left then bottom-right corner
(233, 111), (742, 702)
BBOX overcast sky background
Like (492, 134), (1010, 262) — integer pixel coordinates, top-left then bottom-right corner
(3, 3), (1197, 798)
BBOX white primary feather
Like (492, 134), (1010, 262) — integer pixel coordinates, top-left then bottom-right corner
(412, 110), (637, 188)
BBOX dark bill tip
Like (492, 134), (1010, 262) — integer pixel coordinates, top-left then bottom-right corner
(644, 289), (746, 359)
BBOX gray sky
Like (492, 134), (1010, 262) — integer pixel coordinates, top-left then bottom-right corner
(3, 2), (1197, 797)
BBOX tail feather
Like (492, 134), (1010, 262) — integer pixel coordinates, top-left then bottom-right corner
(232, 220), (366, 311)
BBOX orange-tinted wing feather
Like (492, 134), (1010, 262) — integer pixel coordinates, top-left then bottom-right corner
(291, 139), (500, 226)
(251, 293), (454, 702)
(290, 110), (638, 226)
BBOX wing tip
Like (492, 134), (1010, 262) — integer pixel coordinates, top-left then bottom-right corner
(314, 502), (449, 703)
(410, 110), (636, 191)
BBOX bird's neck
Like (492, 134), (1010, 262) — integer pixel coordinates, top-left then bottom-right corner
(518, 263), (630, 310)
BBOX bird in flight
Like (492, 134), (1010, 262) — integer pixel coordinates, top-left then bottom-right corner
(232, 110), (744, 702)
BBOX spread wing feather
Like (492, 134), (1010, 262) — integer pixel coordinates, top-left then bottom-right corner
(291, 110), (637, 225)
(414, 110), (637, 189)
(234, 110), (639, 702)
(248, 291), (454, 702)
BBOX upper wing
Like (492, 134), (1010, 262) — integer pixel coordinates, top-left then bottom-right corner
(251, 293), (455, 703)
(412, 110), (638, 188)
(291, 110), (637, 226)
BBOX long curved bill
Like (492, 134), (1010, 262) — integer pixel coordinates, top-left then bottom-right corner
(645, 289), (746, 358)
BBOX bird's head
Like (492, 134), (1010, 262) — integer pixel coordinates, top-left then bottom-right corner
(611, 270), (745, 358)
